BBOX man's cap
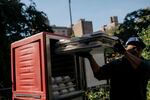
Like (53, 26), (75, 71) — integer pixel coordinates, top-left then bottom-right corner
(125, 37), (146, 49)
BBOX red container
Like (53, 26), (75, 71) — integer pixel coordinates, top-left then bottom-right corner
(11, 32), (109, 100)
(11, 32), (86, 100)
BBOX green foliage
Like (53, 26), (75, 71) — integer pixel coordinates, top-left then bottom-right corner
(0, 0), (53, 98)
(85, 86), (110, 100)
(147, 81), (150, 100)
(106, 26), (119, 36)
(0, 0), (53, 40)
(138, 25), (150, 60)
(114, 7), (150, 42)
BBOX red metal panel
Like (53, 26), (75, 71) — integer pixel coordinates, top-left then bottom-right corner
(11, 32), (47, 100)
(15, 42), (41, 91)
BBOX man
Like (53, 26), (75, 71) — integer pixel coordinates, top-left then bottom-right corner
(80, 37), (150, 100)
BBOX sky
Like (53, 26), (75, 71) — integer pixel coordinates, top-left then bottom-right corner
(21, 0), (150, 31)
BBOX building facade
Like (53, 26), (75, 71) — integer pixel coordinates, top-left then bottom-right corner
(73, 19), (93, 37)
(51, 25), (71, 36)
(100, 16), (119, 33)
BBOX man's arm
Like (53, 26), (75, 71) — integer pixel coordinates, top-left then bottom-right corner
(76, 52), (100, 74)
(124, 51), (142, 70)
(125, 51), (150, 78)
(113, 39), (143, 70)
(86, 54), (100, 73)
(86, 54), (113, 80)
(77, 52), (113, 80)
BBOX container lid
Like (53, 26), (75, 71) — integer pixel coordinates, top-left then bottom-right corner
(55, 33), (119, 54)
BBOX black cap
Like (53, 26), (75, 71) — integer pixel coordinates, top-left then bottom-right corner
(125, 37), (146, 49)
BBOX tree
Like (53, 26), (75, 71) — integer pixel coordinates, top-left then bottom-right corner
(105, 26), (119, 36)
(140, 25), (150, 100)
(114, 7), (150, 42)
(139, 25), (150, 60)
(0, 0), (53, 98)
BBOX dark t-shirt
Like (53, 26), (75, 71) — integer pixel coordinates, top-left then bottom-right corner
(94, 57), (150, 100)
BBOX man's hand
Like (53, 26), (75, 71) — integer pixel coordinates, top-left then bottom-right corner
(113, 40), (126, 54)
